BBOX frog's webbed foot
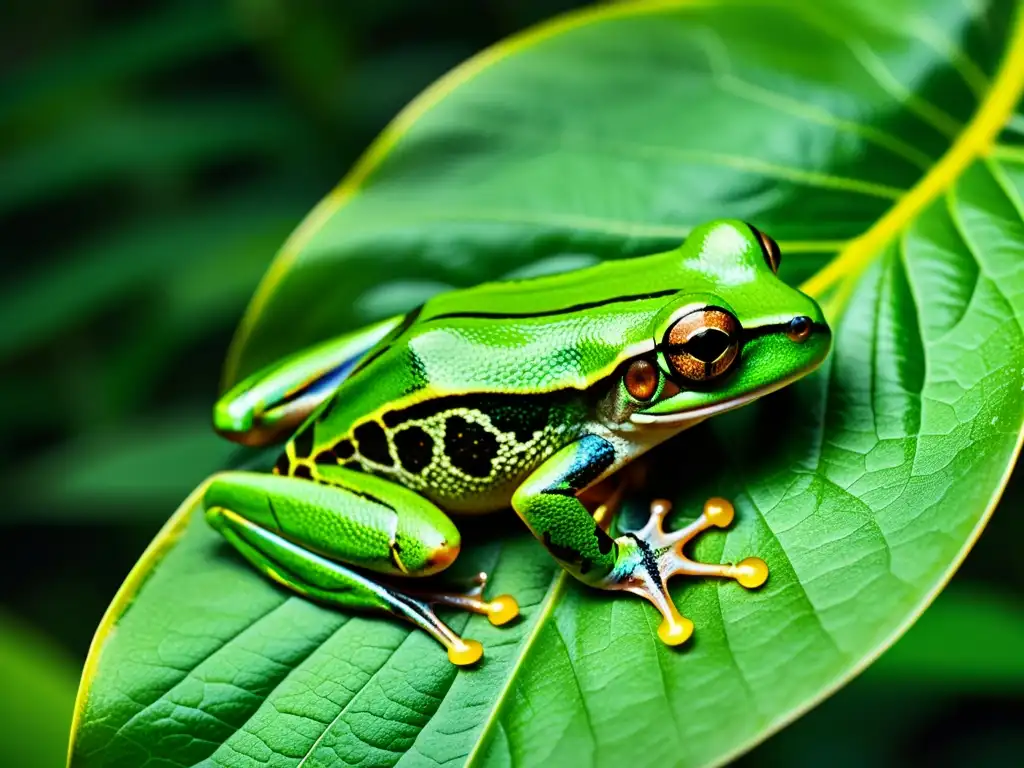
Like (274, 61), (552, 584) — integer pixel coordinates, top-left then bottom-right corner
(390, 574), (518, 666)
(406, 570), (519, 632)
(604, 497), (768, 646)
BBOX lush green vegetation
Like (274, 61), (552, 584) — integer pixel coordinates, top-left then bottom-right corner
(3, 2), (1024, 766)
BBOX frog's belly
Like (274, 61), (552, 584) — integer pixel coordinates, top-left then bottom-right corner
(355, 401), (584, 514)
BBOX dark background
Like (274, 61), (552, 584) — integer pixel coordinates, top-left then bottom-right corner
(1, 1), (1021, 765)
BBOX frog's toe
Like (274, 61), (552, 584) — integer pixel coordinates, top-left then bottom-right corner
(606, 497), (769, 647)
(734, 557), (770, 588)
(448, 638), (484, 666)
(412, 581), (520, 627)
(394, 578), (519, 665)
(657, 614), (694, 646)
(443, 572), (520, 626)
(485, 594), (520, 626)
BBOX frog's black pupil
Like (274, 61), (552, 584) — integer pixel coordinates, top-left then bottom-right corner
(682, 329), (731, 362)
(790, 316), (810, 334)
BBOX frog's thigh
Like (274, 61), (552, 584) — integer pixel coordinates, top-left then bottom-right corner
(204, 468), (460, 579)
(204, 469), (514, 666)
(511, 434), (619, 586)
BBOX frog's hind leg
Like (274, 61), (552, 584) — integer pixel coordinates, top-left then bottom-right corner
(406, 572), (519, 628)
(208, 508), (487, 664)
(608, 497), (768, 645)
(203, 469), (517, 665)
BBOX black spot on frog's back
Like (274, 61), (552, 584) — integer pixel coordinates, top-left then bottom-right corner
(292, 426), (314, 459)
(487, 399), (550, 442)
(394, 426), (434, 474)
(444, 415), (499, 478)
(382, 393), (553, 435)
(273, 452), (290, 475)
(354, 421), (393, 467)
(314, 439), (355, 466)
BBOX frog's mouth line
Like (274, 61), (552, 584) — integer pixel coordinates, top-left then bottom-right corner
(628, 368), (812, 428)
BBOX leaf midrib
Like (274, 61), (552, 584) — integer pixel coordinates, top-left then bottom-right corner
(462, 571), (567, 767)
(802, 2), (1024, 304)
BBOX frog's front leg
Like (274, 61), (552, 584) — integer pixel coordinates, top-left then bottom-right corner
(214, 316), (400, 446)
(512, 435), (767, 646)
(204, 468), (518, 665)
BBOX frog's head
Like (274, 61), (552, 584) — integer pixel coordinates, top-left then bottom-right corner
(617, 219), (831, 428)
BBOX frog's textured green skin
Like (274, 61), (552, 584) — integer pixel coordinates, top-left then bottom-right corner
(206, 219), (831, 664)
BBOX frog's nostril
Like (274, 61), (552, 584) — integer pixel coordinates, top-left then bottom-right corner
(787, 316), (812, 343)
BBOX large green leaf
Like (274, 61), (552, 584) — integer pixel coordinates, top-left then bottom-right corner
(70, 1), (1024, 766)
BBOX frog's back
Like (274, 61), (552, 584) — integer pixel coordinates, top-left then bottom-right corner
(283, 340), (595, 511)
(277, 249), (687, 511)
(333, 252), (688, 411)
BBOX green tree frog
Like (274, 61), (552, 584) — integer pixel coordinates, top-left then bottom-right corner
(206, 219), (831, 665)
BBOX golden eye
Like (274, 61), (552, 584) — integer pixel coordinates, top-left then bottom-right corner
(748, 223), (781, 274)
(664, 308), (740, 383)
(624, 358), (659, 401)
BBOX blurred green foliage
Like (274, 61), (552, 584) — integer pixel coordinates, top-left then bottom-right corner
(1, 1), (1021, 765)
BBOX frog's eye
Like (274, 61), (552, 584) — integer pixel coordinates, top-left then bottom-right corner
(748, 223), (781, 275)
(624, 358), (659, 401)
(664, 307), (741, 383)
